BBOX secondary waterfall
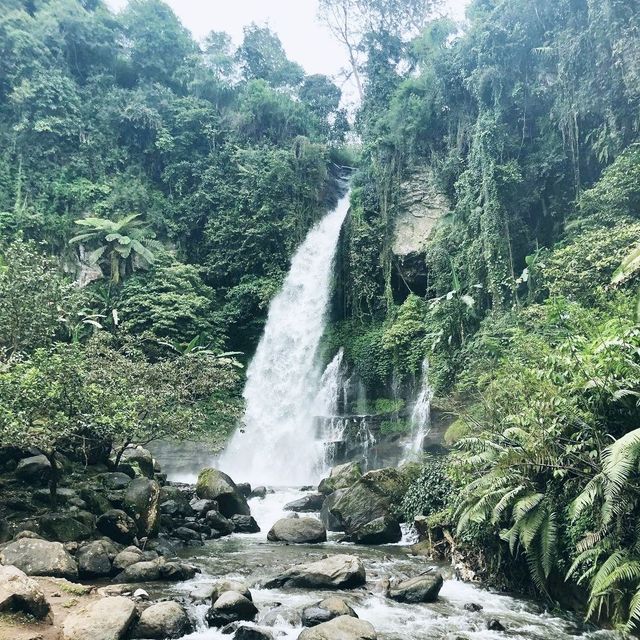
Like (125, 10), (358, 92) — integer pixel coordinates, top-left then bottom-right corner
(219, 191), (350, 486)
(405, 357), (433, 457)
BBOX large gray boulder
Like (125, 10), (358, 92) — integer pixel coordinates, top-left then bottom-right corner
(196, 468), (250, 517)
(320, 489), (347, 532)
(98, 472), (132, 491)
(120, 446), (155, 479)
(113, 546), (144, 571)
(77, 540), (116, 578)
(330, 468), (406, 544)
(0, 538), (78, 579)
(132, 600), (192, 639)
(0, 565), (51, 620)
(284, 493), (325, 513)
(123, 478), (160, 537)
(63, 596), (137, 640)
(39, 513), (93, 543)
(267, 517), (327, 544)
(318, 462), (362, 495)
(205, 510), (235, 536)
(206, 591), (258, 627)
(210, 579), (253, 602)
(351, 516), (401, 545)
(231, 514), (260, 533)
(388, 573), (443, 603)
(264, 555), (365, 590)
(115, 559), (161, 583)
(97, 509), (137, 544)
(298, 615), (377, 640)
(15, 454), (51, 484)
(302, 597), (358, 627)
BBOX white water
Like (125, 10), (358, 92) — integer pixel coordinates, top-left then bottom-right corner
(219, 192), (350, 486)
(405, 358), (434, 458)
(313, 348), (345, 417)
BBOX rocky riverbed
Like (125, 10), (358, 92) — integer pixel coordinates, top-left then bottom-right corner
(0, 448), (621, 640)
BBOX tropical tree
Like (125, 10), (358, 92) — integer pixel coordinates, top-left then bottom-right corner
(70, 213), (160, 284)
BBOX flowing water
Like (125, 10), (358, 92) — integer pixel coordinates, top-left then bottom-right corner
(404, 357), (434, 459)
(219, 192), (351, 487)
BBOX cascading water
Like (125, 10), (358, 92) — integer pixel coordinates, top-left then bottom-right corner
(313, 348), (345, 417)
(219, 191), (350, 486)
(405, 357), (433, 457)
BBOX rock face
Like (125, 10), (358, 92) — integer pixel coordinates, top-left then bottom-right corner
(330, 468), (405, 544)
(264, 555), (366, 590)
(97, 509), (138, 544)
(123, 478), (161, 537)
(298, 615), (377, 640)
(320, 489), (346, 532)
(388, 573), (444, 603)
(0, 538), (78, 579)
(77, 540), (116, 577)
(63, 596), (137, 640)
(302, 597), (358, 627)
(318, 462), (362, 495)
(206, 591), (258, 627)
(284, 493), (325, 512)
(132, 600), (192, 639)
(267, 517), (327, 544)
(0, 565), (51, 620)
(196, 468), (250, 517)
(15, 454), (51, 484)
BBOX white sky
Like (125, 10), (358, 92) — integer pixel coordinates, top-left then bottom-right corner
(105, 0), (470, 82)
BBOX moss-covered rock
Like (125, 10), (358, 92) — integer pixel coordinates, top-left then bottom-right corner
(123, 478), (160, 538)
(318, 462), (362, 495)
(195, 469), (250, 518)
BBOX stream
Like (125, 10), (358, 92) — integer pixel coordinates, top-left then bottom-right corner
(147, 486), (617, 640)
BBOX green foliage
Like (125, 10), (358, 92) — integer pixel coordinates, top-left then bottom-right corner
(401, 456), (453, 522)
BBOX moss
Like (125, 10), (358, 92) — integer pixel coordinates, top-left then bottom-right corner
(444, 418), (472, 445)
(62, 598), (79, 608)
(60, 581), (92, 596)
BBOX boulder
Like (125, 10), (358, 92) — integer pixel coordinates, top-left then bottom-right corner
(99, 472), (133, 491)
(33, 487), (78, 505)
(261, 604), (302, 627)
(97, 509), (137, 544)
(234, 625), (275, 640)
(79, 488), (112, 515)
(350, 516), (402, 545)
(320, 490), (347, 532)
(0, 538), (78, 579)
(264, 555), (365, 590)
(77, 540), (115, 578)
(120, 446), (155, 479)
(237, 482), (252, 498)
(159, 561), (198, 581)
(388, 573), (443, 603)
(298, 616), (377, 640)
(487, 619), (506, 631)
(250, 486), (267, 499)
(190, 498), (218, 516)
(173, 526), (202, 542)
(284, 493), (325, 513)
(267, 517), (327, 544)
(206, 510), (236, 536)
(318, 462), (362, 495)
(113, 546), (144, 571)
(63, 596), (137, 640)
(330, 468), (405, 543)
(39, 513), (92, 543)
(196, 468), (251, 517)
(302, 597), (358, 627)
(123, 478), (161, 537)
(0, 565), (51, 620)
(210, 579), (252, 602)
(132, 600), (192, 639)
(206, 591), (258, 627)
(231, 514), (260, 533)
(15, 454), (51, 484)
(115, 559), (161, 583)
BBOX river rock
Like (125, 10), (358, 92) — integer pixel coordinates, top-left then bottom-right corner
(318, 462), (362, 495)
(284, 493), (325, 512)
(487, 619), (506, 631)
(267, 517), (327, 544)
(79, 487), (112, 515)
(196, 468), (251, 517)
(206, 591), (258, 627)
(123, 478), (160, 537)
(320, 490), (346, 532)
(298, 615), (377, 639)
(330, 468), (405, 543)
(351, 515), (401, 545)
(99, 472), (133, 491)
(261, 604), (302, 626)
(77, 539), (116, 577)
(264, 555), (365, 590)
(302, 597), (358, 627)
(388, 573), (443, 603)
(160, 560), (199, 581)
(0, 565), (51, 620)
(250, 486), (267, 499)
(206, 510), (236, 535)
(0, 538), (78, 579)
(231, 514), (260, 533)
(237, 482), (252, 497)
(132, 600), (192, 639)
(190, 498), (218, 516)
(115, 558), (161, 583)
(15, 454), (51, 484)
(211, 579), (253, 602)
(234, 625), (275, 640)
(120, 446), (155, 479)
(113, 546), (144, 571)
(39, 512), (93, 543)
(97, 509), (138, 544)
(63, 595), (137, 640)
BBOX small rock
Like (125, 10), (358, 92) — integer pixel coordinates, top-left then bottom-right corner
(210, 579), (252, 602)
(196, 468), (250, 517)
(133, 588), (149, 600)
(114, 559), (161, 583)
(302, 597), (358, 627)
(464, 602), (483, 612)
(487, 619), (506, 632)
(237, 482), (252, 498)
(98, 472), (132, 491)
(113, 547), (144, 571)
(250, 486), (267, 499)
(38, 513), (92, 543)
(190, 498), (218, 516)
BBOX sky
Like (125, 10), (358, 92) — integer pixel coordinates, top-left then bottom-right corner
(105, 0), (470, 81)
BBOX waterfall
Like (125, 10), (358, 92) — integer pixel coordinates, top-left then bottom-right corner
(405, 357), (433, 457)
(313, 348), (345, 417)
(219, 191), (350, 486)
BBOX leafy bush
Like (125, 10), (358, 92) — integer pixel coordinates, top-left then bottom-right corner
(401, 456), (453, 522)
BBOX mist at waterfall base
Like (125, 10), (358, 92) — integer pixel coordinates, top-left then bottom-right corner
(218, 192), (350, 487)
